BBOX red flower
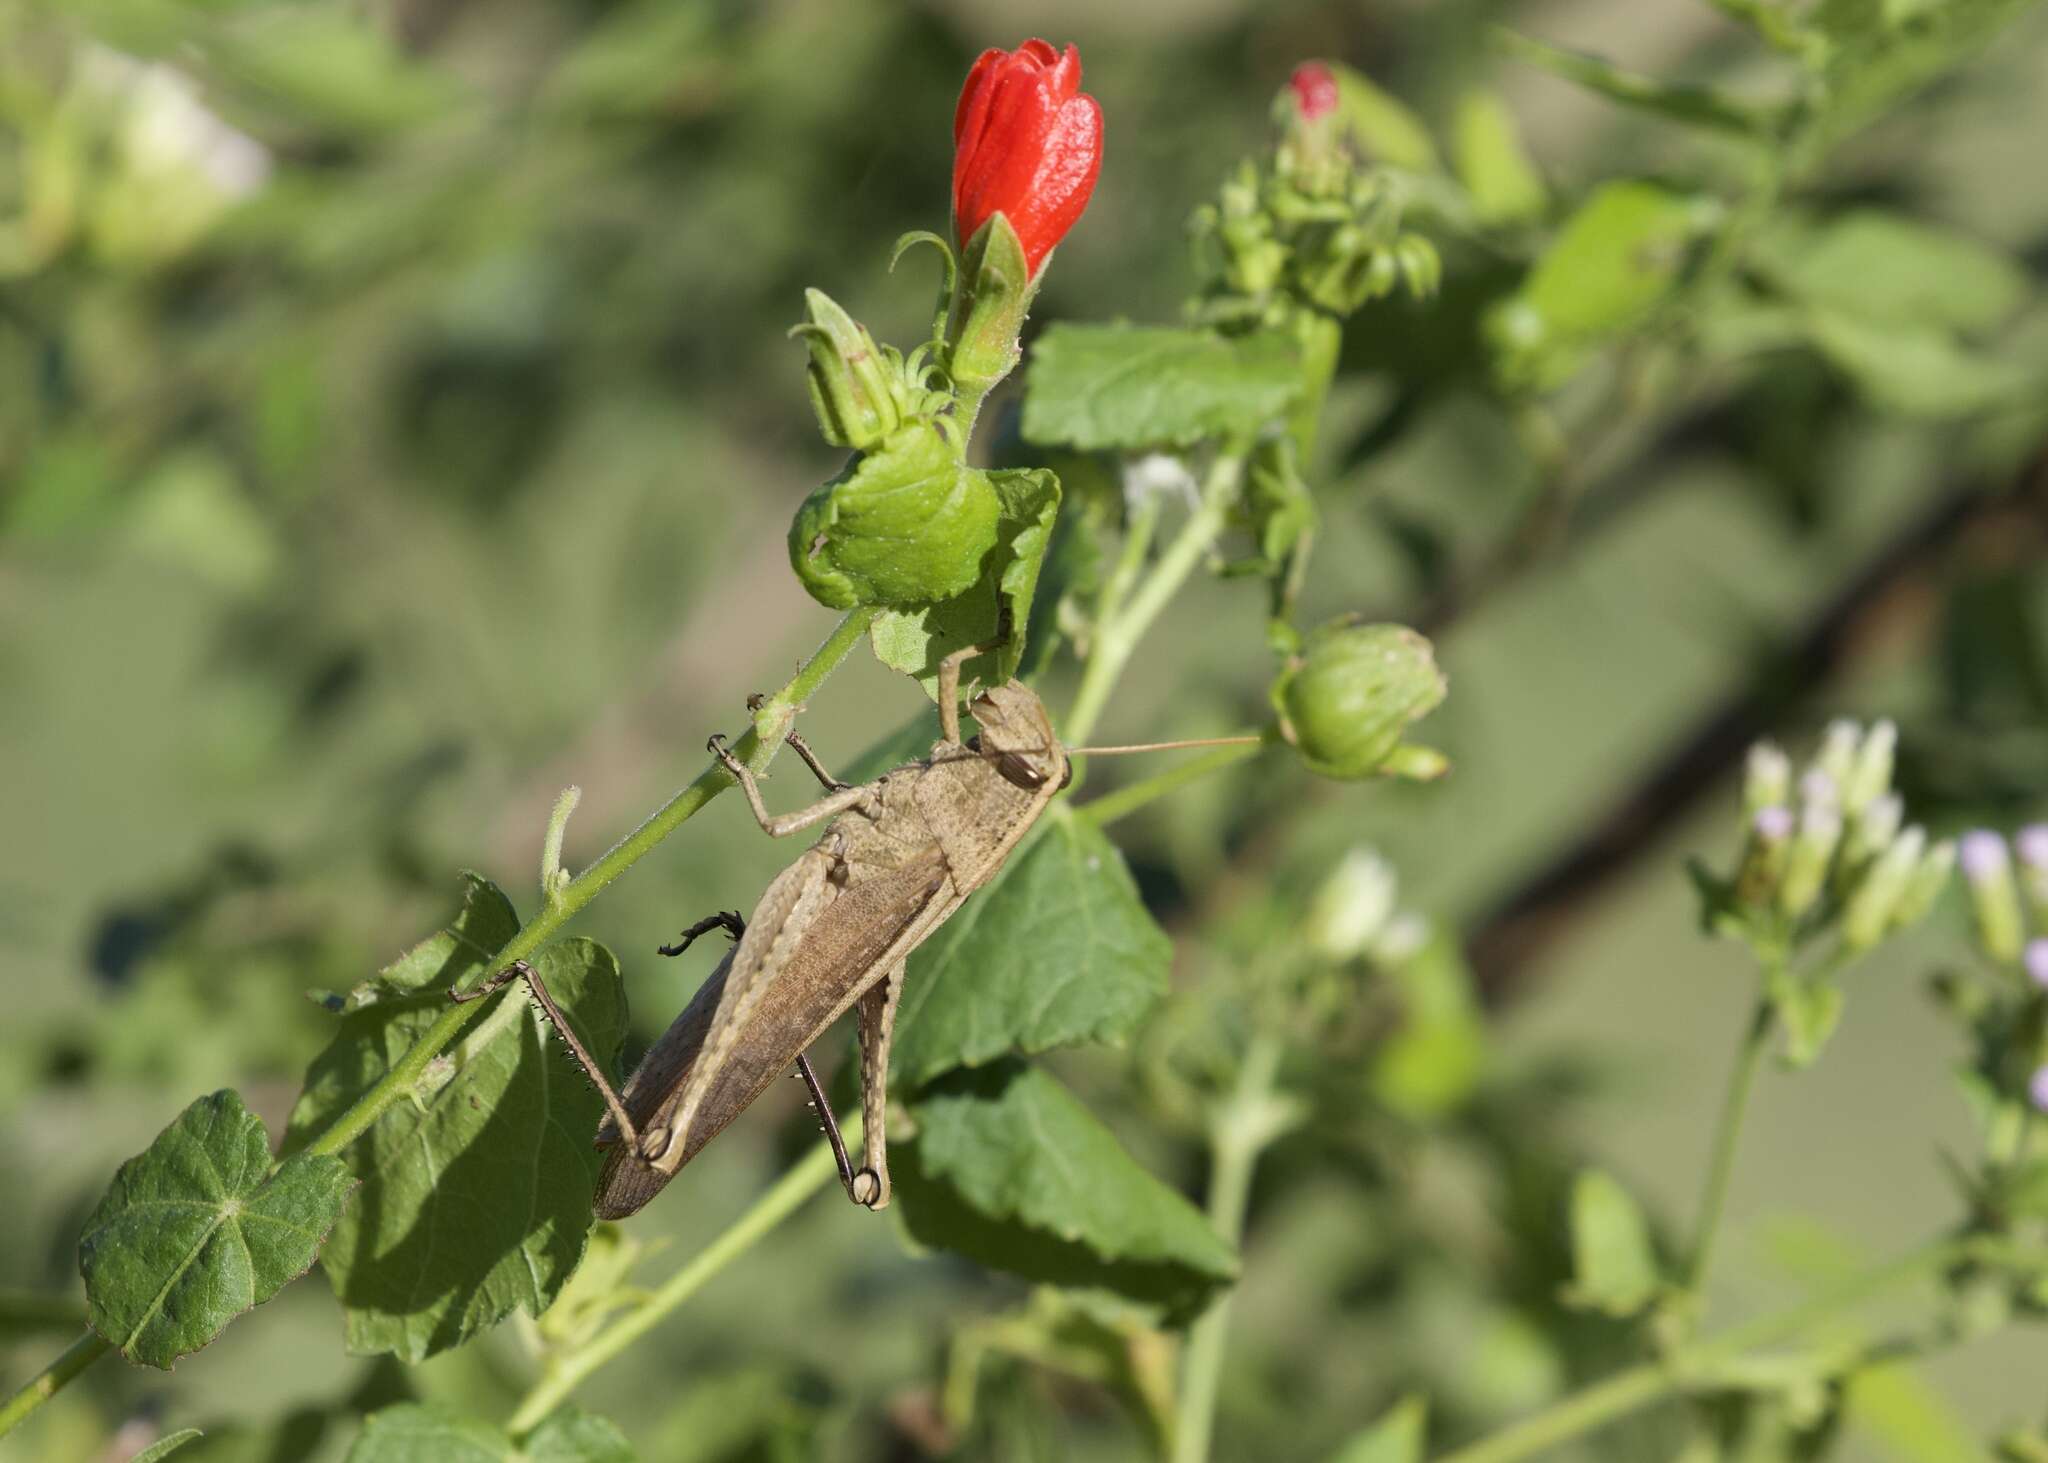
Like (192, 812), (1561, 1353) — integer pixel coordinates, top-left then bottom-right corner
(1288, 62), (1339, 122)
(952, 39), (1103, 279)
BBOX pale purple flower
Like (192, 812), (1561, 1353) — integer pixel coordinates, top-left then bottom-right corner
(2016, 824), (2048, 871)
(1958, 830), (2010, 884)
(1754, 805), (1795, 841)
(2027, 940), (2048, 991)
(2031, 1065), (2048, 1116)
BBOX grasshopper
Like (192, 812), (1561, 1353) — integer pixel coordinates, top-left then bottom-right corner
(459, 643), (1251, 1218)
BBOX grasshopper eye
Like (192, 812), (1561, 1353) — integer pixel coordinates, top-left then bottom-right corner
(1057, 757), (1074, 791)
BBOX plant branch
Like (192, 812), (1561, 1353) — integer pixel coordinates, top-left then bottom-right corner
(0, 609), (877, 1441)
(1067, 455), (1245, 746)
(1173, 1028), (1287, 1463)
(505, 1133), (849, 1438)
(1430, 1233), (1976, 1463)
(1684, 992), (1776, 1298)
(0, 1333), (109, 1440)
(307, 606), (876, 1162)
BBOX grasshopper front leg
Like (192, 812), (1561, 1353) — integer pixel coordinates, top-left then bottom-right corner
(709, 734), (880, 836)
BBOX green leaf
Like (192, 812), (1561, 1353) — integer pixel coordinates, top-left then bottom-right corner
(286, 917), (629, 1361)
(1812, 0), (2037, 149)
(868, 466), (1060, 689)
(1451, 91), (1546, 225)
(131, 1428), (205, 1462)
(900, 1061), (1237, 1326)
(1487, 181), (1714, 390)
(1752, 211), (2029, 333)
(1561, 1169), (1661, 1317)
(1493, 27), (1774, 138)
(788, 422), (1002, 611)
(1802, 309), (2039, 419)
(891, 812), (1173, 1090)
(79, 1090), (354, 1369)
(1329, 1397), (1428, 1463)
(1330, 66), (1439, 171)
(1022, 325), (1302, 452)
(345, 1403), (633, 1462)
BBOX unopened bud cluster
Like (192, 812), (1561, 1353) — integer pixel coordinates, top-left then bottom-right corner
(1189, 64), (1439, 330)
(1951, 826), (2048, 1116)
(1716, 719), (1952, 955)
(1271, 617), (1448, 782)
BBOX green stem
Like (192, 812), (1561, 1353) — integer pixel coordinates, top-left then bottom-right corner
(1430, 1234), (1967, 1463)
(1173, 1028), (1285, 1463)
(1076, 737), (1270, 832)
(0, 609), (877, 1442)
(0, 1333), (109, 1439)
(1684, 994), (1776, 1297)
(1067, 454), (1245, 746)
(308, 606), (875, 1161)
(505, 1134), (848, 1438)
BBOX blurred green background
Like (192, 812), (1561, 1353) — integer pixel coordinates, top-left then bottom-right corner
(6, 0), (2048, 1458)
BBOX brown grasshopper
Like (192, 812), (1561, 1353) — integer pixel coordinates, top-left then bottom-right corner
(459, 643), (1252, 1218)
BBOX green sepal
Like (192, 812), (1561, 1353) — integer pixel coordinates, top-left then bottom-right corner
(788, 421), (1001, 610)
(1271, 617), (1448, 780)
(868, 466), (1061, 690)
(792, 287), (902, 450)
(944, 212), (1038, 400)
(891, 229), (957, 346)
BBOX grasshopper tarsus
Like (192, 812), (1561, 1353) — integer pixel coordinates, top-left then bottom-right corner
(658, 909), (746, 958)
(450, 957), (532, 1004)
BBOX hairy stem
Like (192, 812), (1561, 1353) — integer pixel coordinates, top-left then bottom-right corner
(1684, 993), (1776, 1298)
(1173, 1028), (1286, 1463)
(0, 1333), (108, 1439)
(0, 609), (877, 1442)
(506, 1133), (849, 1437)
(1431, 1233), (1969, 1463)
(1066, 454), (1245, 747)
(308, 606), (876, 1161)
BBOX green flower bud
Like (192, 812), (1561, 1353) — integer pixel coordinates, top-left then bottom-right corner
(1735, 806), (1794, 910)
(1889, 837), (1955, 931)
(787, 422), (1001, 610)
(1814, 719), (1860, 791)
(944, 212), (1037, 401)
(1273, 618), (1447, 781)
(1743, 741), (1792, 815)
(1778, 800), (1842, 920)
(793, 288), (902, 450)
(1842, 718), (1897, 812)
(1843, 825), (1926, 950)
(1960, 831), (2025, 964)
(1837, 792), (1902, 886)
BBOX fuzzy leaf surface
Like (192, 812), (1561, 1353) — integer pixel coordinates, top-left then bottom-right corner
(344, 1403), (633, 1462)
(1022, 324), (1301, 451)
(899, 1060), (1236, 1326)
(79, 1089), (354, 1368)
(286, 890), (628, 1362)
(891, 811), (1172, 1089)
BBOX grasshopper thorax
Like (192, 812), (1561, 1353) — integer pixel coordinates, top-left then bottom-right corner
(966, 682), (1070, 792)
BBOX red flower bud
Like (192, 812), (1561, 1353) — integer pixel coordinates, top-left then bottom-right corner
(952, 39), (1103, 279)
(1288, 62), (1339, 122)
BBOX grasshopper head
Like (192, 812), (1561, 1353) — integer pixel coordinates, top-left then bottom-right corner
(967, 680), (1069, 792)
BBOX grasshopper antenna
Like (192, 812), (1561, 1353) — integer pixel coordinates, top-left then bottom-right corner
(1066, 734), (1267, 756)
